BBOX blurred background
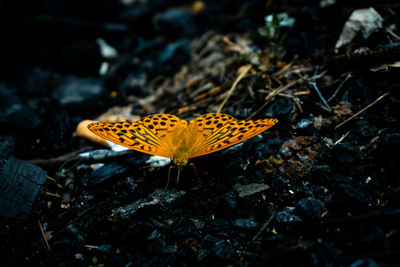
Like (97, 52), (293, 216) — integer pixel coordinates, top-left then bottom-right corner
(0, 0), (356, 158)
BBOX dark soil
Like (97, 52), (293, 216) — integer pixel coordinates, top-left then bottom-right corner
(1, 0), (399, 266)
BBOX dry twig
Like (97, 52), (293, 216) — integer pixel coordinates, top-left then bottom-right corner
(248, 79), (302, 119)
(217, 64), (252, 113)
(335, 92), (390, 129)
(309, 81), (332, 111)
(252, 215), (275, 242)
(38, 219), (51, 252)
(327, 72), (352, 102)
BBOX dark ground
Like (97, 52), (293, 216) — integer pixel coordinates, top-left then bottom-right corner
(0, 0), (400, 266)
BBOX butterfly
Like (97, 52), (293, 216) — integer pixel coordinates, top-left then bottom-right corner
(88, 113), (277, 183)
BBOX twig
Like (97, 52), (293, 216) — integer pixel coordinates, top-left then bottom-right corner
(334, 130), (351, 145)
(217, 64), (251, 113)
(247, 79), (301, 119)
(278, 93), (303, 113)
(251, 215), (275, 242)
(222, 36), (245, 54)
(335, 92), (390, 130)
(274, 59), (294, 77)
(265, 73), (272, 90)
(385, 28), (400, 41)
(309, 82), (332, 111)
(37, 219), (51, 252)
(62, 177), (74, 208)
(45, 191), (62, 198)
(327, 73), (352, 102)
(247, 84), (255, 99)
(28, 149), (138, 167)
(85, 245), (100, 249)
(247, 98), (271, 120)
(27, 148), (87, 166)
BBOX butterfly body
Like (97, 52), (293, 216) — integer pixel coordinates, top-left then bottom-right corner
(88, 113), (278, 169)
(172, 148), (190, 169)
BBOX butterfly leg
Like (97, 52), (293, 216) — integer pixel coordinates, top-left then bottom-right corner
(164, 165), (176, 192)
(189, 163), (200, 180)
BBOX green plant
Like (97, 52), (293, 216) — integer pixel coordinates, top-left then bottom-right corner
(258, 13), (293, 61)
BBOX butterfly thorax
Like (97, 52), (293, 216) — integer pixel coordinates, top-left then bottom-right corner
(173, 148), (190, 169)
(171, 125), (193, 169)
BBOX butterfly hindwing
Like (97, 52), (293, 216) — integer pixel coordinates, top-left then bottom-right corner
(188, 113), (236, 152)
(189, 114), (278, 158)
(189, 113), (236, 137)
(88, 114), (186, 158)
(139, 114), (185, 133)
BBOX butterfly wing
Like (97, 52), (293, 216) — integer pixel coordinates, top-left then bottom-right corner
(188, 113), (278, 158)
(88, 114), (187, 159)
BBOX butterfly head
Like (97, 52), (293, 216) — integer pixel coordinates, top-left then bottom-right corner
(173, 148), (190, 170)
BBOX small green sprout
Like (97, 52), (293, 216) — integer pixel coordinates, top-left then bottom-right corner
(258, 13), (294, 62)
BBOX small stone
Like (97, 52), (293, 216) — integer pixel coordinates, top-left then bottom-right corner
(52, 76), (105, 106)
(202, 234), (220, 245)
(357, 123), (378, 139)
(147, 229), (160, 240)
(339, 184), (369, 203)
(232, 218), (259, 229)
(333, 174), (353, 183)
(234, 183), (270, 197)
(113, 198), (159, 219)
(278, 145), (293, 158)
(96, 244), (112, 253)
(120, 72), (150, 97)
(161, 245), (178, 254)
(279, 137), (310, 158)
(153, 8), (195, 35)
(197, 249), (209, 261)
(271, 176), (289, 190)
(296, 152), (313, 165)
(66, 225), (85, 244)
(89, 162), (130, 185)
(295, 197), (323, 219)
(350, 258), (380, 267)
(224, 191), (237, 210)
(112, 188), (185, 219)
(207, 219), (229, 231)
(191, 219), (205, 230)
(118, 1), (154, 22)
(211, 240), (234, 259)
(0, 84), (41, 130)
(333, 143), (359, 165)
(295, 118), (313, 129)
(295, 118), (314, 134)
(265, 98), (293, 116)
(157, 40), (191, 74)
(262, 138), (283, 154)
(275, 210), (302, 223)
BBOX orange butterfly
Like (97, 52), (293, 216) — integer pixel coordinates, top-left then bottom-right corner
(88, 113), (277, 167)
(88, 113), (277, 183)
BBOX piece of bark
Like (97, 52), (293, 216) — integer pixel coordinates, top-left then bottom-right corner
(0, 135), (15, 160)
(89, 162), (130, 185)
(0, 157), (47, 218)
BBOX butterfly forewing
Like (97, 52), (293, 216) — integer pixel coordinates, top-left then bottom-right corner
(88, 114), (186, 158)
(189, 115), (278, 158)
